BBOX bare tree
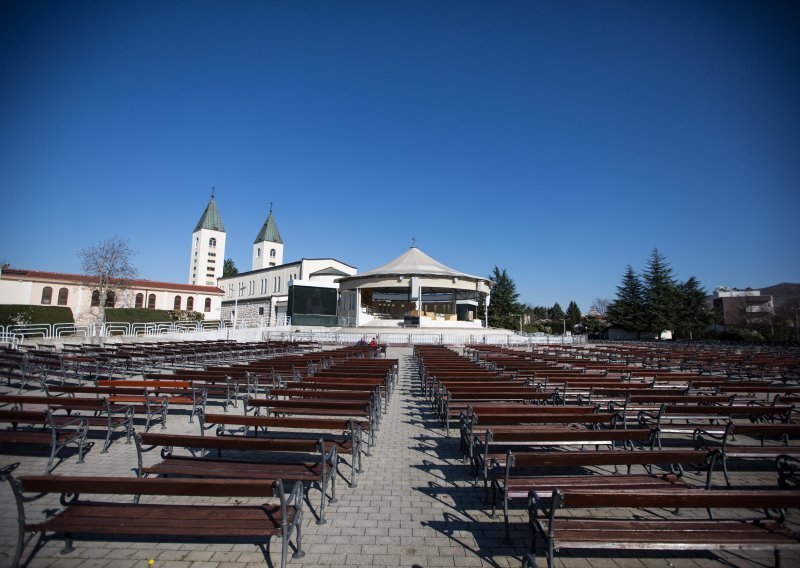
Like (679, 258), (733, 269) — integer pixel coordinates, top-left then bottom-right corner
(78, 236), (138, 326)
(590, 297), (610, 317)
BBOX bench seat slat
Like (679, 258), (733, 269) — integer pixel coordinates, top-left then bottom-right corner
(27, 504), (289, 536)
(144, 457), (321, 480)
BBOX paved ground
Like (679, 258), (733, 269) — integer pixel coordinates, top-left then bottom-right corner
(1, 346), (798, 567)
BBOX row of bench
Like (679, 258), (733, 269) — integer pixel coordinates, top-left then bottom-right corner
(415, 343), (800, 568)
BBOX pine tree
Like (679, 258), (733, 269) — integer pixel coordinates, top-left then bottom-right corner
(675, 276), (714, 340)
(607, 265), (646, 335)
(565, 300), (582, 328)
(642, 248), (678, 335)
(223, 258), (239, 277)
(551, 302), (565, 321)
(487, 266), (522, 330)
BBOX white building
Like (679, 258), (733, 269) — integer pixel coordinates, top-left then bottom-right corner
(189, 193), (226, 286)
(252, 207), (284, 270)
(0, 266), (224, 323)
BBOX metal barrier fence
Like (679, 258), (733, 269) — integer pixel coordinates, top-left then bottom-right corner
(2, 320), (585, 348)
(264, 330), (586, 347)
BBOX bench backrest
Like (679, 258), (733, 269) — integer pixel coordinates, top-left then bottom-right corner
(17, 475), (280, 497)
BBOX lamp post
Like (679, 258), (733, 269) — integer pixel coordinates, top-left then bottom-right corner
(563, 318), (566, 335)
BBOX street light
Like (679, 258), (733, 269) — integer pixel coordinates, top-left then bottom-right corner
(563, 318), (566, 335)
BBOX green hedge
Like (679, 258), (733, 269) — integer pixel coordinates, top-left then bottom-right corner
(105, 308), (204, 323)
(0, 305), (74, 327)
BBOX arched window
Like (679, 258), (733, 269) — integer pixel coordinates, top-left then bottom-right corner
(105, 291), (115, 308)
(147, 294), (156, 309)
(41, 287), (53, 305)
(57, 288), (69, 305)
(269, 248), (276, 258)
(91, 290), (101, 307)
(209, 238), (217, 247)
(204, 298), (211, 312)
(135, 293), (144, 308)
(174, 295), (182, 310)
(257, 248), (261, 258)
(186, 297), (194, 311)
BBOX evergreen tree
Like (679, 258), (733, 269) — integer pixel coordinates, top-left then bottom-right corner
(675, 276), (714, 340)
(565, 300), (582, 328)
(607, 265), (646, 335)
(487, 266), (522, 330)
(642, 248), (678, 335)
(532, 306), (549, 320)
(223, 258), (239, 277)
(550, 302), (565, 321)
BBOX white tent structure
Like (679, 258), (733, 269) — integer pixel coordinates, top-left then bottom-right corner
(336, 247), (492, 328)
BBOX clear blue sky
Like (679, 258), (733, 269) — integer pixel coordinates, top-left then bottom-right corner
(2, 1), (798, 312)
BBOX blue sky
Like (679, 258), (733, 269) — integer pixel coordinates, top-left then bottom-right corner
(2, 1), (798, 312)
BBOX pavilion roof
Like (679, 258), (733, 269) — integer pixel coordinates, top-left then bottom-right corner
(356, 247), (482, 280)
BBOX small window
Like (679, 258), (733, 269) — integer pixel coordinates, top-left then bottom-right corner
(135, 293), (144, 308)
(105, 291), (115, 308)
(148, 294), (156, 309)
(209, 238), (217, 247)
(41, 286), (53, 305)
(204, 298), (211, 312)
(174, 295), (182, 310)
(187, 297), (194, 311)
(269, 248), (276, 258)
(257, 248), (261, 258)
(91, 290), (101, 307)
(57, 288), (68, 305)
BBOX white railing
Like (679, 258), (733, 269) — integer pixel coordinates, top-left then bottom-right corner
(263, 330), (587, 346)
(3, 320), (587, 347)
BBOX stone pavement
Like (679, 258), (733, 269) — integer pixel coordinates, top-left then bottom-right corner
(0, 346), (797, 567)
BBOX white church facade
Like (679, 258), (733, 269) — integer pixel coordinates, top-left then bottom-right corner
(206, 199), (357, 327)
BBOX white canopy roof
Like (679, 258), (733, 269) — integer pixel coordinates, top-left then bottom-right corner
(357, 247), (480, 279)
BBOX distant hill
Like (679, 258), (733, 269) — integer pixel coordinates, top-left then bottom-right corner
(759, 283), (800, 310)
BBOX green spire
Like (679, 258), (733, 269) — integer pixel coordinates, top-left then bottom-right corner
(254, 207), (283, 244)
(194, 195), (225, 232)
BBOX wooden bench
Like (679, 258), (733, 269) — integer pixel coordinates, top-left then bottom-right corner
(97, 379), (207, 422)
(0, 409), (88, 474)
(694, 421), (800, 487)
(136, 431), (337, 524)
(46, 384), (169, 432)
(2, 472), (305, 568)
(199, 411), (363, 486)
(527, 487), (800, 568)
(460, 405), (618, 450)
(246, 397), (377, 446)
(472, 426), (656, 487)
(491, 447), (714, 541)
(0, 393), (133, 452)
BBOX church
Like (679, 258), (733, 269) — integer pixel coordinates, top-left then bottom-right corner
(194, 195), (492, 329)
(191, 195), (356, 327)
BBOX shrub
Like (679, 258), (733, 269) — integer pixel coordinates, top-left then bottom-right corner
(104, 308), (204, 324)
(0, 305), (74, 327)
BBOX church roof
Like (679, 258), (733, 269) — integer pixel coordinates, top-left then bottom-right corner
(357, 247), (478, 279)
(193, 197), (225, 233)
(254, 210), (283, 244)
(310, 266), (351, 277)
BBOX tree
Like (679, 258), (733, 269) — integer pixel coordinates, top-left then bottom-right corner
(565, 300), (582, 328)
(487, 266), (522, 330)
(606, 265), (646, 336)
(641, 248), (679, 335)
(550, 302), (565, 321)
(77, 236), (137, 326)
(223, 258), (239, 277)
(674, 276), (714, 340)
(590, 298), (610, 317)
